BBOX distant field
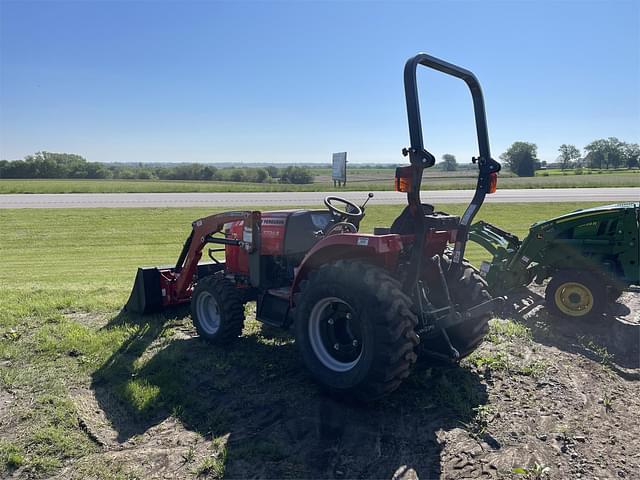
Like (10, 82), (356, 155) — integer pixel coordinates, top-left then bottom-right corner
(535, 167), (640, 177)
(0, 170), (638, 194)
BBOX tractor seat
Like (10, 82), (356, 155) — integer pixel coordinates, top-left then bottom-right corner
(283, 210), (332, 255)
(385, 204), (459, 234)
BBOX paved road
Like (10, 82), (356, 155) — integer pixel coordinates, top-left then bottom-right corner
(0, 187), (638, 208)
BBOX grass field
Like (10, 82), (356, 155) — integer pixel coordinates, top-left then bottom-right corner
(0, 202), (608, 477)
(0, 170), (638, 194)
(535, 167), (640, 176)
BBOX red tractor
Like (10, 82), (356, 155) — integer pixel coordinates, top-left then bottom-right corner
(127, 53), (502, 401)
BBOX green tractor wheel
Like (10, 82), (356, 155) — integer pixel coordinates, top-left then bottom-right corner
(545, 270), (607, 320)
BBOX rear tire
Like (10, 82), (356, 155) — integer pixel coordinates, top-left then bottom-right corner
(191, 274), (245, 343)
(294, 260), (419, 402)
(421, 255), (493, 360)
(545, 270), (606, 320)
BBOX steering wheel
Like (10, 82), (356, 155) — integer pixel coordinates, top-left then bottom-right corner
(324, 196), (364, 221)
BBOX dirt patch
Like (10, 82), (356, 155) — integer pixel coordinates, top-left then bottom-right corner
(64, 312), (112, 329)
(441, 321), (640, 479)
(54, 388), (216, 479)
(0, 387), (17, 438)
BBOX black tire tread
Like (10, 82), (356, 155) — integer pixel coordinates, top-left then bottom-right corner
(294, 260), (419, 402)
(191, 274), (245, 344)
(421, 255), (492, 360)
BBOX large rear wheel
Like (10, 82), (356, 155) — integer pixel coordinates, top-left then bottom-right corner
(420, 255), (493, 360)
(294, 260), (419, 402)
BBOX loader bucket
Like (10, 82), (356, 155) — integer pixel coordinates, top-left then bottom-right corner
(125, 263), (225, 315)
(125, 267), (164, 314)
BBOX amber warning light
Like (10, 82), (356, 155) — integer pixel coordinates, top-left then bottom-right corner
(395, 166), (413, 193)
(488, 172), (498, 194)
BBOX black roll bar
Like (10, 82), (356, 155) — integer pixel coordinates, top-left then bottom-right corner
(402, 52), (501, 266)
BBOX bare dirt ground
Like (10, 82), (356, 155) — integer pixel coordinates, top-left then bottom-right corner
(3, 291), (639, 480)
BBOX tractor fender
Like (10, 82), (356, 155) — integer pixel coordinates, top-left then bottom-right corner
(290, 233), (403, 305)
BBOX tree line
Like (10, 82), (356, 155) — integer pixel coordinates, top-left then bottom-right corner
(500, 137), (639, 177)
(437, 138), (639, 177)
(0, 152), (314, 184)
(3, 139), (638, 182)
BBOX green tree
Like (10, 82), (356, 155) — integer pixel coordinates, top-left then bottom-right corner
(441, 153), (458, 171)
(558, 144), (581, 170)
(265, 165), (279, 178)
(584, 137), (626, 169)
(254, 168), (268, 183)
(279, 166), (313, 184)
(499, 142), (539, 177)
(229, 168), (246, 182)
(622, 143), (640, 169)
(201, 166), (218, 180)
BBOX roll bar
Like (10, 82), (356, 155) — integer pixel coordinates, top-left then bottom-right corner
(402, 52), (501, 265)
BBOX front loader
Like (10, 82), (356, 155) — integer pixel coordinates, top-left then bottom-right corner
(126, 53), (502, 401)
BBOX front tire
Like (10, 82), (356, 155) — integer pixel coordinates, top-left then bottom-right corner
(294, 260), (419, 402)
(191, 274), (245, 343)
(545, 270), (606, 320)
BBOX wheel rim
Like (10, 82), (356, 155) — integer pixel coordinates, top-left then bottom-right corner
(195, 291), (222, 334)
(554, 282), (594, 317)
(308, 297), (363, 372)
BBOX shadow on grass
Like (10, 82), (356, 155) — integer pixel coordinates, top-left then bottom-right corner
(502, 288), (640, 374)
(91, 308), (489, 479)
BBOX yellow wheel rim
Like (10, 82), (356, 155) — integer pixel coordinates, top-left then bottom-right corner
(554, 282), (594, 317)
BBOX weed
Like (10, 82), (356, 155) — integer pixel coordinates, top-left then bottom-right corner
(579, 337), (614, 368)
(28, 454), (62, 474)
(513, 461), (551, 479)
(0, 441), (25, 471)
(182, 445), (196, 464)
(602, 393), (614, 413)
(519, 360), (548, 377)
(2, 329), (21, 341)
(195, 444), (227, 478)
(469, 351), (511, 372)
(486, 319), (532, 343)
(462, 404), (495, 438)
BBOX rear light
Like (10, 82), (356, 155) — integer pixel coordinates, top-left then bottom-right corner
(395, 166), (413, 193)
(488, 172), (498, 194)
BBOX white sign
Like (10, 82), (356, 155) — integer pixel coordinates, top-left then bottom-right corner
(332, 152), (347, 183)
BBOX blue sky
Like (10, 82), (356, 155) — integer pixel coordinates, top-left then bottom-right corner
(1, 0), (638, 164)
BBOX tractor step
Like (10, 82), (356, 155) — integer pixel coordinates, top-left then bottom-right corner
(256, 289), (291, 327)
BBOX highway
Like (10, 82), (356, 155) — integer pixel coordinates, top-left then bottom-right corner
(0, 187), (638, 209)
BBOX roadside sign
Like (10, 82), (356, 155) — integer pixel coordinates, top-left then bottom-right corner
(332, 152), (347, 186)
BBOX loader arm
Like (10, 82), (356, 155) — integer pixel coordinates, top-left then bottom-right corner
(126, 210), (261, 314)
(172, 211), (261, 302)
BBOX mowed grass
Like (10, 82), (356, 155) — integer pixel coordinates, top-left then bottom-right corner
(0, 202), (603, 476)
(0, 170), (638, 194)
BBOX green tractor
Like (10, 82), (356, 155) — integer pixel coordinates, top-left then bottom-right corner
(469, 202), (640, 320)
